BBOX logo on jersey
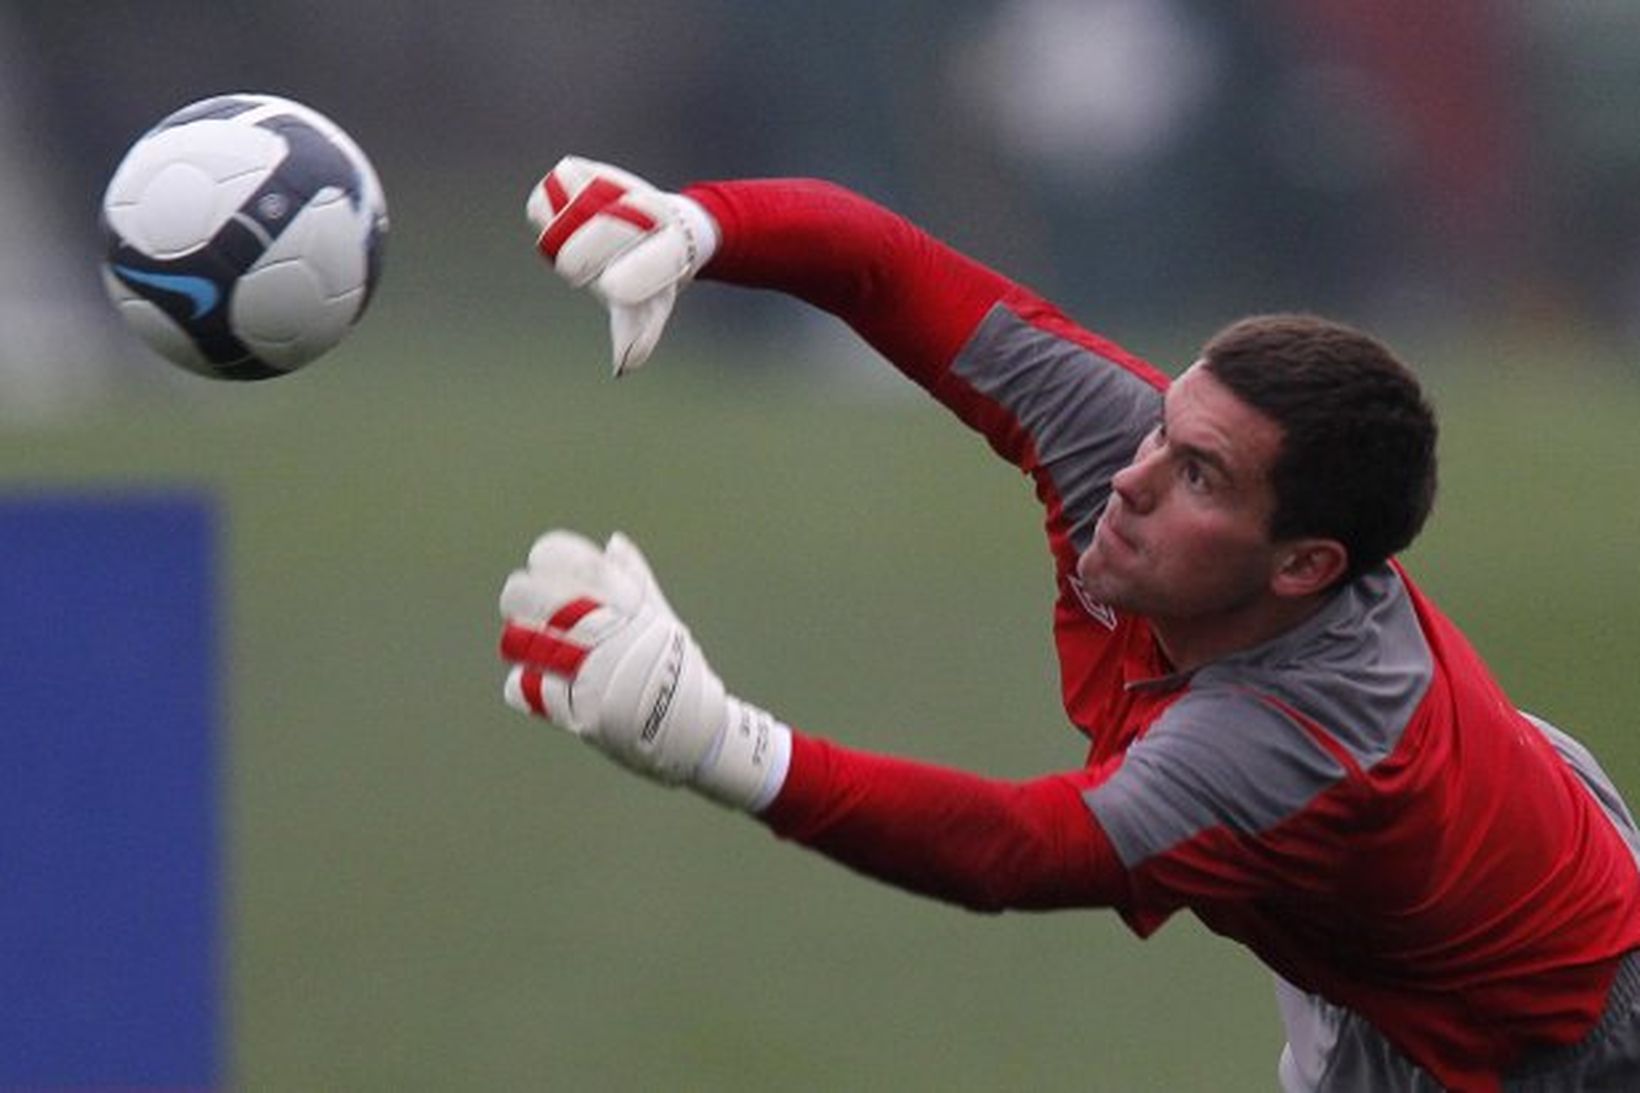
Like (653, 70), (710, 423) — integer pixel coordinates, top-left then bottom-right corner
(1069, 574), (1119, 630)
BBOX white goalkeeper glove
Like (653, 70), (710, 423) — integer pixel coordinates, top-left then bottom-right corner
(498, 529), (790, 811)
(525, 156), (719, 375)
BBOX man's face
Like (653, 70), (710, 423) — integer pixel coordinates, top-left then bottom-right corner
(1077, 362), (1288, 625)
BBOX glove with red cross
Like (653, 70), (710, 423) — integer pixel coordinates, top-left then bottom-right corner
(498, 529), (790, 811)
(525, 156), (718, 375)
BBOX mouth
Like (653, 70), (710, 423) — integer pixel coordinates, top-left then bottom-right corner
(1093, 507), (1136, 557)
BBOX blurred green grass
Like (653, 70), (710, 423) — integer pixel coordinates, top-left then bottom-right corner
(3, 285), (1637, 1088)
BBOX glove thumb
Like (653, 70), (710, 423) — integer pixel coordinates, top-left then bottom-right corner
(608, 292), (676, 376)
(603, 531), (676, 616)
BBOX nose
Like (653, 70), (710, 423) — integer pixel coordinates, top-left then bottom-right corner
(1111, 448), (1159, 515)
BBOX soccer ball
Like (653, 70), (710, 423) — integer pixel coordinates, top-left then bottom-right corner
(101, 93), (388, 380)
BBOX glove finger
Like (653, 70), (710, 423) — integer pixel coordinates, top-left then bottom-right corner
(594, 197), (691, 305)
(545, 210), (655, 288)
(520, 528), (647, 616)
(525, 157), (599, 260)
(525, 157), (590, 233)
(602, 530), (680, 618)
(524, 529), (607, 586)
(499, 566), (606, 625)
(500, 531), (609, 622)
(542, 156), (661, 202)
(502, 663), (580, 733)
(527, 155), (660, 225)
(533, 166), (667, 284)
(608, 292), (676, 376)
(501, 575), (637, 638)
(602, 531), (657, 588)
(499, 569), (552, 623)
(499, 618), (591, 676)
(499, 597), (623, 671)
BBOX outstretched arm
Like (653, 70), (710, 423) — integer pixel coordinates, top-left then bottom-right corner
(691, 179), (1167, 481)
(498, 527), (1132, 914)
(526, 158), (1167, 572)
(689, 178), (1022, 391)
(765, 731), (1132, 913)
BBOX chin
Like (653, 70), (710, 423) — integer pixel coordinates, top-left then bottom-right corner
(1075, 564), (1125, 612)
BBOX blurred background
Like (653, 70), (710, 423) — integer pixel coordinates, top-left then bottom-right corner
(2, 1), (1638, 1088)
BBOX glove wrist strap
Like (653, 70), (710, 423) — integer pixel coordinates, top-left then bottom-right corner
(692, 696), (791, 812)
(673, 194), (720, 276)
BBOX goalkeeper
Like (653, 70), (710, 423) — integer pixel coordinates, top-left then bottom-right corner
(499, 157), (1640, 1092)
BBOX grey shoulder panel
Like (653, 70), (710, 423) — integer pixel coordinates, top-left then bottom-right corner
(950, 304), (1162, 551)
(1084, 687), (1350, 870)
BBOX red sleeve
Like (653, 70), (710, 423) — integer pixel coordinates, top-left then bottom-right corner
(687, 179), (1162, 404)
(686, 178), (1015, 389)
(760, 730), (1132, 913)
(684, 179), (1166, 590)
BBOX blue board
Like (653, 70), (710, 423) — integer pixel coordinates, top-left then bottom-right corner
(0, 492), (221, 1088)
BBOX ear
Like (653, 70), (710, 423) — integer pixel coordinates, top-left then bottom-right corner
(1270, 539), (1349, 598)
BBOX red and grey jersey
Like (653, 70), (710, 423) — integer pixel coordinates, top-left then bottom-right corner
(688, 178), (1640, 1090)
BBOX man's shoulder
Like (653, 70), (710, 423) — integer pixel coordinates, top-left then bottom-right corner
(1185, 567), (1436, 768)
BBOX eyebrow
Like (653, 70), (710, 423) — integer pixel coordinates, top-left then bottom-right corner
(1157, 410), (1237, 484)
(1175, 438), (1235, 483)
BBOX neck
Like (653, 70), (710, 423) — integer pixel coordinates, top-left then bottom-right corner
(1150, 592), (1333, 674)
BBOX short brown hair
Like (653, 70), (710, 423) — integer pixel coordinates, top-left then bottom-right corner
(1201, 314), (1438, 583)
